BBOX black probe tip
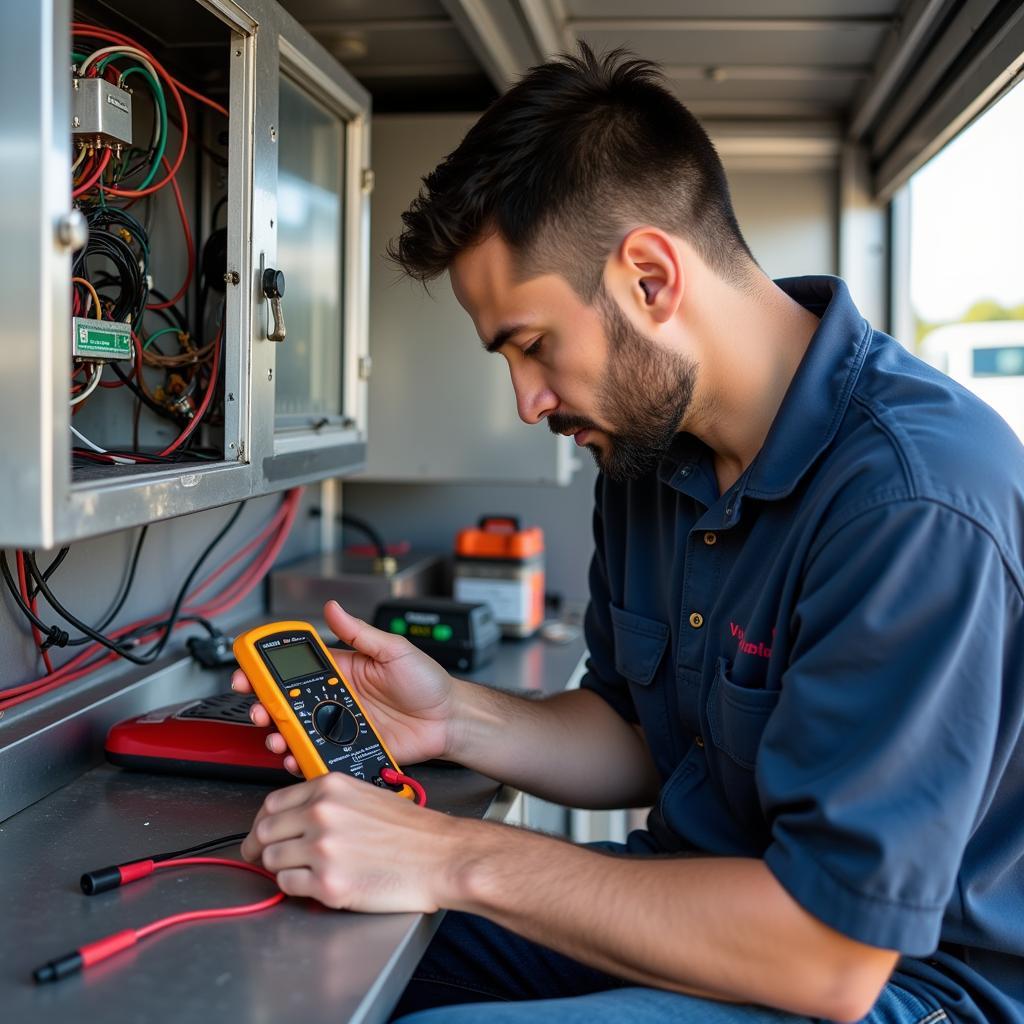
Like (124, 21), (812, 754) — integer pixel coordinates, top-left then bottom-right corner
(81, 865), (122, 895)
(33, 951), (83, 984)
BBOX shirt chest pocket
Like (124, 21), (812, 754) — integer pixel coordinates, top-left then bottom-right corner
(705, 656), (780, 843)
(610, 605), (675, 768)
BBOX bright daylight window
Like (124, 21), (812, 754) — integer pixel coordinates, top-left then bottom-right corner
(900, 80), (1024, 442)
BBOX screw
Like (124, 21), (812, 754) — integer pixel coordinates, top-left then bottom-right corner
(72, 116), (80, 128)
(234, 48), (242, 57)
(224, 270), (240, 285)
(229, 442), (236, 450)
(227, 392), (235, 401)
(268, 368), (273, 381)
(269, 125), (277, 142)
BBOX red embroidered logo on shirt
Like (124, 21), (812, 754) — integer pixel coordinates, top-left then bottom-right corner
(730, 622), (774, 660)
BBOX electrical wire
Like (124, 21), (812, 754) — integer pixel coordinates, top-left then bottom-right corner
(0, 490), (302, 710)
(20, 504), (244, 666)
(71, 276), (103, 319)
(72, 149), (111, 198)
(33, 856), (283, 984)
(70, 363), (103, 406)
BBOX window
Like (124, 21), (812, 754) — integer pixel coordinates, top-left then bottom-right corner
(895, 80), (1024, 441)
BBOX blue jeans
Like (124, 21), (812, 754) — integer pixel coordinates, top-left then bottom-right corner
(391, 850), (946, 1024)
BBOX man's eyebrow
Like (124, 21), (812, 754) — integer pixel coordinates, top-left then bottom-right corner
(484, 324), (529, 354)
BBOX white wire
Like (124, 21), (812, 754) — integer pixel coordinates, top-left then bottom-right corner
(70, 363), (103, 407)
(69, 423), (106, 452)
(69, 424), (136, 465)
(78, 46), (160, 85)
(71, 146), (89, 172)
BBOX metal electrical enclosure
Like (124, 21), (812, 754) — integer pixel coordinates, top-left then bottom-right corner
(0, 0), (372, 547)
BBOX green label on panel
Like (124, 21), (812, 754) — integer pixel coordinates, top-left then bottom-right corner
(389, 617), (408, 635)
(432, 624), (453, 643)
(72, 317), (132, 361)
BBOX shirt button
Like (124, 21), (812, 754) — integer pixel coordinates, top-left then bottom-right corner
(678, 466), (692, 479)
(694, 735), (704, 748)
(703, 532), (717, 546)
(689, 612), (704, 629)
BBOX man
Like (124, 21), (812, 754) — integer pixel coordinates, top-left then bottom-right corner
(233, 46), (1024, 1023)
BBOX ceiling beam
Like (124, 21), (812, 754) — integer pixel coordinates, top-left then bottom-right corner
(847, 0), (955, 141)
(439, 0), (536, 89)
(569, 17), (890, 33)
(517, 0), (575, 58)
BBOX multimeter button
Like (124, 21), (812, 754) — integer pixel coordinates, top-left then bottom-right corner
(313, 701), (360, 745)
(327, 677), (339, 686)
(288, 688), (301, 697)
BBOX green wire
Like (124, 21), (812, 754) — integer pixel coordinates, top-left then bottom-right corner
(143, 327), (185, 351)
(87, 55), (167, 190)
(115, 66), (167, 189)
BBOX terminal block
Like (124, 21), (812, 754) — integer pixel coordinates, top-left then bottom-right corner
(72, 77), (133, 149)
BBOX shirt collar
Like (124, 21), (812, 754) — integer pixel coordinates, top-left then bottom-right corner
(743, 275), (872, 501)
(656, 275), (872, 505)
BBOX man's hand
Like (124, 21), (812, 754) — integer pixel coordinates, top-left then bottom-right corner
(231, 600), (457, 776)
(241, 772), (467, 913)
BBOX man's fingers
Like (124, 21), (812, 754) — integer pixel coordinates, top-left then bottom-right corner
(284, 754), (301, 776)
(324, 600), (400, 661)
(266, 732), (288, 754)
(244, 700), (270, 727)
(230, 670), (253, 694)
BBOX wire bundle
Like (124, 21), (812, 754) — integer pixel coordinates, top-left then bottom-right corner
(69, 22), (227, 463)
(0, 488), (303, 713)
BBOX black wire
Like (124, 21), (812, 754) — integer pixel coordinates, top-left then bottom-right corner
(26, 548), (70, 602)
(23, 503), (245, 666)
(339, 513), (388, 560)
(0, 553), (53, 633)
(64, 527), (148, 647)
(147, 831), (248, 864)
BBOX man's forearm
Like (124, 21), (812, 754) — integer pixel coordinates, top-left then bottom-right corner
(442, 823), (898, 1022)
(445, 683), (661, 809)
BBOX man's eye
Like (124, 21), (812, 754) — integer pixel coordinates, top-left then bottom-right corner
(523, 337), (543, 358)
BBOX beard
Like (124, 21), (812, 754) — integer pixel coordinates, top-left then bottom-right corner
(548, 289), (697, 482)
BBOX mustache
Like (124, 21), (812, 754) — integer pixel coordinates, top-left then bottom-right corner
(547, 413), (601, 436)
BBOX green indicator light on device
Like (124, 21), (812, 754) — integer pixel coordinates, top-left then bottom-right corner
(432, 624), (453, 642)
(390, 617), (408, 635)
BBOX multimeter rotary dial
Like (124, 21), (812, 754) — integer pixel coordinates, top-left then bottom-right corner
(312, 701), (360, 746)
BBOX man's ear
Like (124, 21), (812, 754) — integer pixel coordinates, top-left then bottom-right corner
(603, 227), (684, 326)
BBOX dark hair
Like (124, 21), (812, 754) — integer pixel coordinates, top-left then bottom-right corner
(389, 43), (754, 298)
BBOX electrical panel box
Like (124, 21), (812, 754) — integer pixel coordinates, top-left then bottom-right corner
(0, 0), (371, 547)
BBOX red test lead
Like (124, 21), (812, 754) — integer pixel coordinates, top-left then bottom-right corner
(33, 856), (283, 984)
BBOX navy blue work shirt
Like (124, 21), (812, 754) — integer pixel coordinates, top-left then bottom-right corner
(581, 276), (1024, 1024)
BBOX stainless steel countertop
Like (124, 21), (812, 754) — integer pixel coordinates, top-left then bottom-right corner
(0, 634), (586, 1023)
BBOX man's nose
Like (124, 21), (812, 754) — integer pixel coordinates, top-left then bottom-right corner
(509, 364), (558, 425)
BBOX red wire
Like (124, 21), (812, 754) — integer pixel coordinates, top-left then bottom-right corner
(71, 24), (188, 199)
(16, 553), (54, 675)
(0, 491), (302, 710)
(380, 768), (427, 807)
(134, 857), (284, 940)
(146, 158), (194, 310)
(67, 857), (283, 976)
(171, 78), (229, 119)
(156, 322), (222, 456)
(72, 149), (111, 199)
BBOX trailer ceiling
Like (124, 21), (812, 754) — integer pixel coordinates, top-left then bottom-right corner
(280, 0), (902, 121)
(281, 1), (1024, 194)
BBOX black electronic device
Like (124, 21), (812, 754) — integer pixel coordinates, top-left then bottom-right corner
(373, 598), (500, 671)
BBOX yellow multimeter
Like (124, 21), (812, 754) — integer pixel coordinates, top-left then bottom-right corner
(233, 621), (414, 800)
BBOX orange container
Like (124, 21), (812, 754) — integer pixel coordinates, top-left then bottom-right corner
(454, 517), (545, 637)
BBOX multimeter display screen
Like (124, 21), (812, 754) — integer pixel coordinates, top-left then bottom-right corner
(264, 641), (324, 681)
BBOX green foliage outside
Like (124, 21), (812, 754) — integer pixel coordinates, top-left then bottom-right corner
(915, 298), (1024, 352)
